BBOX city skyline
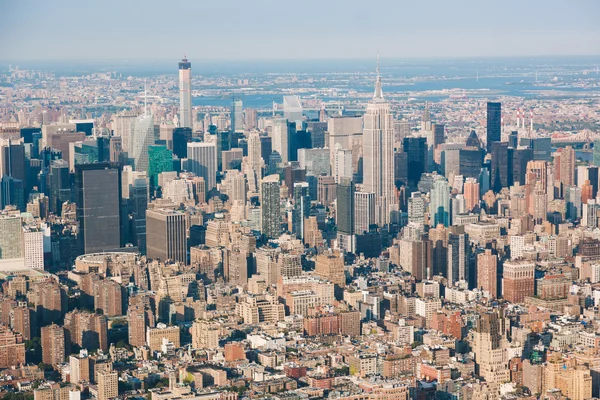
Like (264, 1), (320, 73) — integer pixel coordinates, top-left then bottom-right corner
(1, 1), (600, 61)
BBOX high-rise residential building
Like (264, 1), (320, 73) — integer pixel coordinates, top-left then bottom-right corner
(35, 281), (67, 326)
(75, 163), (122, 254)
(0, 214), (22, 260)
(430, 178), (451, 227)
(147, 145), (173, 189)
(245, 108), (258, 130)
(131, 112), (154, 173)
(261, 174), (281, 239)
(97, 371), (118, 400)
(10, 305), (33, 340)
(127, 303), (154, 348)
(502, 260), (535, 303)
(187, 142), (217, 195)
(272, 118), (294, 164)
(362, 60), (396, 225)
(403, 137), (427, 188)
(146, 209), (187, 263)
(41, 324), (65, 366)
(486, 102), (501, 152)
(354, 191), (375, 234)
(447, 230), (471, 287)
(472, 309), (510, 384)
(464, 177), (480, 211)
(70, 353), (90, 384)
(64, 310), (108, 352)
(23, 227), (44, 269)
(399, 237), (432, 281)
(490, 141), (509, 193)
(178, 56), (192, 129)
(231, 99), (244, 133)
(477, 249), (497, 298)
(0, 325), (25, 368)
(560, 146), (576, 187)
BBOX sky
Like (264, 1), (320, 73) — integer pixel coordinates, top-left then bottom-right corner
(1, 0), (600, 61)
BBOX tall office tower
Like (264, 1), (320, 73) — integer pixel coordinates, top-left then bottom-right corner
(403, 137), (427, 188)
(354, 191), (375, 234)
(178, 56), (192, 128)
(0, 139), (26, 181)
(582, 180), (594, 204)
(283, 95), (303, 124)
(407, 192), (425, 225)
(362, 61), (396, 225)
(292, 182), (310, 238)
(172, 127), (192, 159)
(247, 131), (264, 174)
(333, 145), (353, 183)
(393, 120), (410, 144)
(525, 160), (548, 188)
(1, 175), (25, 211)
(336, 178), (355, 251)
(231, 99), (244, 133)
(146, 209), (187, 263)
(394, 151), (408, 188)
(314, 252), (345, 286)
(565, 185), (582, 221)
(327, 115), (363, 170)
(97, 371), (118, 400)
(260, 136), (272, 164)
(43, 125), (86, 165)
(147, 145), (173, 190)
(430, 179), (451, 227)
(41, 324), (65, 366)
(429, 224), (448, 277)
(221, 169), (247, 204)
(486, 102), (501, 152)
(0, 214), (22, 260)
(464, 177), (480, 211)
(447, 230), (471, 287)
(459, 147), (484, 179)
(490, 141), (509, 193)
(187, 142), (217, 195)
(306, 121), (327, 148)
(428, 123), (445, 170)
(532, 181), (547, 224)
(261, 174), (281, 239)
(477, 249), (497, 298)
(75, 164), (122, 254)
(272, 118), (293, 164)
(112, 111), (137, 154)
(560, 146), (576, 187)
(131, 111), (154, 173)
(472, 309), (510, 384)
(244, 108), (258, 130)
(502, 260), (535, 303)
(512, 148), (533, 185)
(298, 148), (330, 177)
(465, 130), (481, 148)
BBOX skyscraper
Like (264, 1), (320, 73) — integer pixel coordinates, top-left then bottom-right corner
(172, 127), (192, 159)
(354, 191), (376, 234)
(231, 99), (244, 133)
(41, 324), (65, 366)
(186, 142), (217, 196)
(292, 182), (310, 238)
(430, 179), (451, 227)
(477, 249), (497, 298)
(178, 56), (192, 128)
(146, 209), (187, 263)
(447, 230), (471, 287)
(403, 137), (427, 188)
(560, 146), (576, 188)
(75, 163), (122, 254)
(272, 119), (294, 164)
(486, 102), (501, 153)
(261, 174), (281, 239)
(131, 111), (154, 173)
(491, 141), (509, 193)
(336, 178), (355, 252)
(147, 145), (173, 189)
(362, 58), (396, 225)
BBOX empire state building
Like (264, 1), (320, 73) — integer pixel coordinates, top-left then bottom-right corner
(362, 58), (397, 225)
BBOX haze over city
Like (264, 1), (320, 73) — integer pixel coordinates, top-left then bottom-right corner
(1, 2), (600, 400)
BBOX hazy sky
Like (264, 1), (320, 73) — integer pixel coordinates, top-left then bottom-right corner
(2, 0), (599, 61)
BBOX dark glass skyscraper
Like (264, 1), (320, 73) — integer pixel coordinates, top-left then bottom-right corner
(511, 148), (533, 186)
(336, 178), (355, 235)
(148, 145), (173, 189)
(75, 163), (122, 254)
(172, 127), (192, 159)
(491, 141), (509, 193)
(402, 137), (427, 188)
(459, 148), (484, 179)
(486, 102), (501, 153)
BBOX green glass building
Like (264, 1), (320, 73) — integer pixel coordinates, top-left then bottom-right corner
(148, 145), (173, 189)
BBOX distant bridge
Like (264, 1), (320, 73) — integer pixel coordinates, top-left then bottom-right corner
(551, 130), (600, 149)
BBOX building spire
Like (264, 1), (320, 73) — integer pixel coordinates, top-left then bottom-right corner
(374, 52), (383, 100)
(144, 78), (148, 116)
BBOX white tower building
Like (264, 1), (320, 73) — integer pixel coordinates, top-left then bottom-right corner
(179, 56), (192, 128)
